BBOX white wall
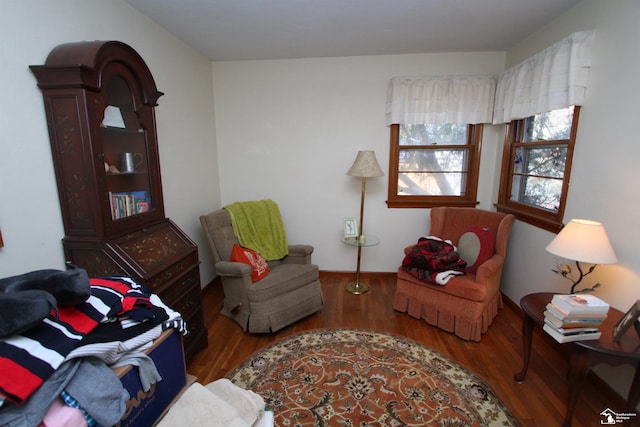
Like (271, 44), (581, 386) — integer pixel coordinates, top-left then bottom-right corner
(500, 0), (640, 400)
(0, 0), (221, 283)
(500, 0), (640, 310)
(212, 52), (506, 274)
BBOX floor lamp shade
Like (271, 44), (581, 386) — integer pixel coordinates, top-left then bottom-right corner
(346, 150), (384, 178)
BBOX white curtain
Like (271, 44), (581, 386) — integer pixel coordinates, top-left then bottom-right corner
(385, 76), (496, 125)
(493, 30), (595, 124)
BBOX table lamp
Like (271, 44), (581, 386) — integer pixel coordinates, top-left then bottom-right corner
(545, 219), (617, 293)
(345, 150), (384, 294)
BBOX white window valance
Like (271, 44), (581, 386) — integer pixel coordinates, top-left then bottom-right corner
(493, 30), (595, 124)
(385, 76), (496, 125)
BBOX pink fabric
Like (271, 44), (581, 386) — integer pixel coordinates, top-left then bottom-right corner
(39, 396), (88, 427)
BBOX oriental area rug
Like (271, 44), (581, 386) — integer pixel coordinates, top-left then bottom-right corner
(227, 329), (519, 426)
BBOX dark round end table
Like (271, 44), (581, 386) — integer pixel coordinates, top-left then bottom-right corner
(515, 292), (640, 427)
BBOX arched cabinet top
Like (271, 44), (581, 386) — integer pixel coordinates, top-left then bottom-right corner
(30, 40), (163, 106)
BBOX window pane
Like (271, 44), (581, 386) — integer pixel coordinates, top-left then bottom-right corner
(514, 146), (567, 178)
(511, 175), (562, 212)
(398, 172), (465, 196)
(400, 148), (466, 172)
(523, 106), (574, 142)
(400, 124), (468, 145)
(398, 147), (467, 196)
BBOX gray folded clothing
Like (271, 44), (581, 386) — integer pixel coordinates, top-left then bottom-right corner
(65, 357), (130, 427)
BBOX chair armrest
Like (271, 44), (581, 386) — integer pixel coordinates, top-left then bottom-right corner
(215, 260), (252, 278)
(282, 244), (314, 264)
(215, 261), (252, 314)
(475, 254), (504, 283)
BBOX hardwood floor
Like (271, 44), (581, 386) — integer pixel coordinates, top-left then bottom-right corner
(186, 272), (629, 427)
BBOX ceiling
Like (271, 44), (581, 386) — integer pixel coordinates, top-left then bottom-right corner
(125, 0), (581, 61)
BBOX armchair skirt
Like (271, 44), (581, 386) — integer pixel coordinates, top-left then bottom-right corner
(393, 268), (503, 341)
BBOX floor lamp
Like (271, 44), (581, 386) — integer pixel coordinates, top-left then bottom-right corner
(345, 150), (384, 294)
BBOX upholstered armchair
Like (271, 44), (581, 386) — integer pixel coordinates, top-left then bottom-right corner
(200, 208), (323, 333)
(393, 207), (515, 341)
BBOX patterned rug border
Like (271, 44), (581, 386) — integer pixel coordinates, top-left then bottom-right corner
(227, 328), (520, 426)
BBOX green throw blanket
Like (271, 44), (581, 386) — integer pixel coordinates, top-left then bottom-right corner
(223, 199), (288, 260)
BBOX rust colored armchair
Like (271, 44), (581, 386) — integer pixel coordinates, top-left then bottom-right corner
(393, 207), (515, 341)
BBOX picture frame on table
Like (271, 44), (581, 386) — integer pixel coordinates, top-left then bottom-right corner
(613, 300), (640, 342)
(343, 218), (358, 238)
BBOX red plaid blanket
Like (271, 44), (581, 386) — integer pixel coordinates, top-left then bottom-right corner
(402, 237), (466, 284)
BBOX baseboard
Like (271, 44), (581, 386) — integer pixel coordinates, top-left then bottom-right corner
(200, 271), (397, 293)
(501, 294), (521, 316)
(319, 270), (398, 279)
(201, 275), (221, 294)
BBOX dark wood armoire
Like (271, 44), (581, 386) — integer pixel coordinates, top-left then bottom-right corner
(30, 41), (207, 361)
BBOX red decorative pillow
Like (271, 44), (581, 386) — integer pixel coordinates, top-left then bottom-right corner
(230, 244), (270, 282)
(457, 227), (495, 274)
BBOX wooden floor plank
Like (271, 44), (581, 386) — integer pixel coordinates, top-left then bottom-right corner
(186, 272), (632, 426)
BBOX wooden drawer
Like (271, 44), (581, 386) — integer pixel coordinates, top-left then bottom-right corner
(155, 265), (207, 362)
(146, 252), (199, 294)
(158, 267), (200, 307)
(170, 280), (203, 320)
(182, 305), (207, 362)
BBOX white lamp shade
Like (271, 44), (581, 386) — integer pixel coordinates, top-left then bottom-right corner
(346, 150), (384, 178)
(546, 219), (617, 264)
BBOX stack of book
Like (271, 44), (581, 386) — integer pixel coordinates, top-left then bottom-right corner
(543, 294), (609, 343)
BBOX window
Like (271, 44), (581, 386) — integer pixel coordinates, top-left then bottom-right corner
(387, 123), (482, 208)
(496, 106), (580, 232)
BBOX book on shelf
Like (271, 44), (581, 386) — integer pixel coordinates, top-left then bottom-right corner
(543, 323), (602, 343)
(550, 294), (610, 316)
(544, 309), (605, 329)
(109, 191), (151, 220)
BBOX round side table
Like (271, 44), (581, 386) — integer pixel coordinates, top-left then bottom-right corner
(515, 292), (640, 427)
(341, 235), (380, 294)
